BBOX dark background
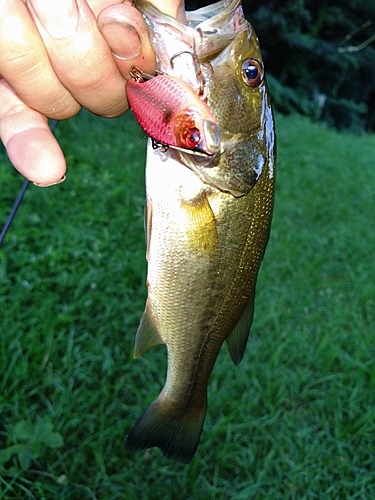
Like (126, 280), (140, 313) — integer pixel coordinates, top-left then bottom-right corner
(188, 0), (375, 132)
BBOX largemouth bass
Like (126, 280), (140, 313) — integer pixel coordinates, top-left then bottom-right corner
(126, 0), (276, 464)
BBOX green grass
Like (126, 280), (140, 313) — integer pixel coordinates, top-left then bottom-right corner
(1, 111), (374, 499)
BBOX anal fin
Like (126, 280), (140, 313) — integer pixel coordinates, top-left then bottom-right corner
(225, 292), (255, 365)
(134, 302), (164, 358)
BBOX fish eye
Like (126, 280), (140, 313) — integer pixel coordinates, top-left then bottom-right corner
(242, 59), (263, 87)
(186, 128), (201, 148)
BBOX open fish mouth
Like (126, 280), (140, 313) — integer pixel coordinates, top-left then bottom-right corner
(124, 0), (251, 161)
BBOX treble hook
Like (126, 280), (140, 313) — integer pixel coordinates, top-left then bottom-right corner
(129, 66), (145, 83)
(129, 66), (161, 83)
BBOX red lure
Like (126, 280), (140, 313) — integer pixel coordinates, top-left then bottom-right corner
(126, 71), (220, 156)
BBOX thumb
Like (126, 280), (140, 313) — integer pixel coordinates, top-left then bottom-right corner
(97, 3), (156, 79)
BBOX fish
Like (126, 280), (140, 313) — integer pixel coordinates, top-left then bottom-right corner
(126, 0), (276, 464)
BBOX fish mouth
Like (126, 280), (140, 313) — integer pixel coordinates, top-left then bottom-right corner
(202, 119), (221, 156)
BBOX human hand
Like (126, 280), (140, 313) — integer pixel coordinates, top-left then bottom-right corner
(0, 0), (182, 186)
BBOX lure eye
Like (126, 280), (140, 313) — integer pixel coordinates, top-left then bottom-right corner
(175, 110), (205, 151)
(186, 128), (201, 148)
(242, 59), (263, 87)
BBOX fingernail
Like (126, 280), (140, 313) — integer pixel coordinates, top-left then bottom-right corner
(98, 19), (141, 60)
(33, 175), (66, 187)
(28, 0), (78, 38)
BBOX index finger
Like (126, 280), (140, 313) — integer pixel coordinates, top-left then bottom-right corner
(25, 0), (129, 118)
(0, 0), (80, 120)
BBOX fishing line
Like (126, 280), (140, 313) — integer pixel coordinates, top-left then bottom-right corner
(0, 119), (59, 248)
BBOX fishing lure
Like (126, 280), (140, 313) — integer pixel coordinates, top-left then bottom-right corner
(125, 67), (220, 156)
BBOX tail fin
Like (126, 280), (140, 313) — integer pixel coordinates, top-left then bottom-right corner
(126, 396), (207, 464)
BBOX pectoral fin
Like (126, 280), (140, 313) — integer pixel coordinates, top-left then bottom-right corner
(225, 292), (255, 365)
(181, 192), (218, 260)
(134, 302), (164, 358)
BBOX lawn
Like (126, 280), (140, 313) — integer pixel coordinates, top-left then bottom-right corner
(1, 110), (374, 499)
